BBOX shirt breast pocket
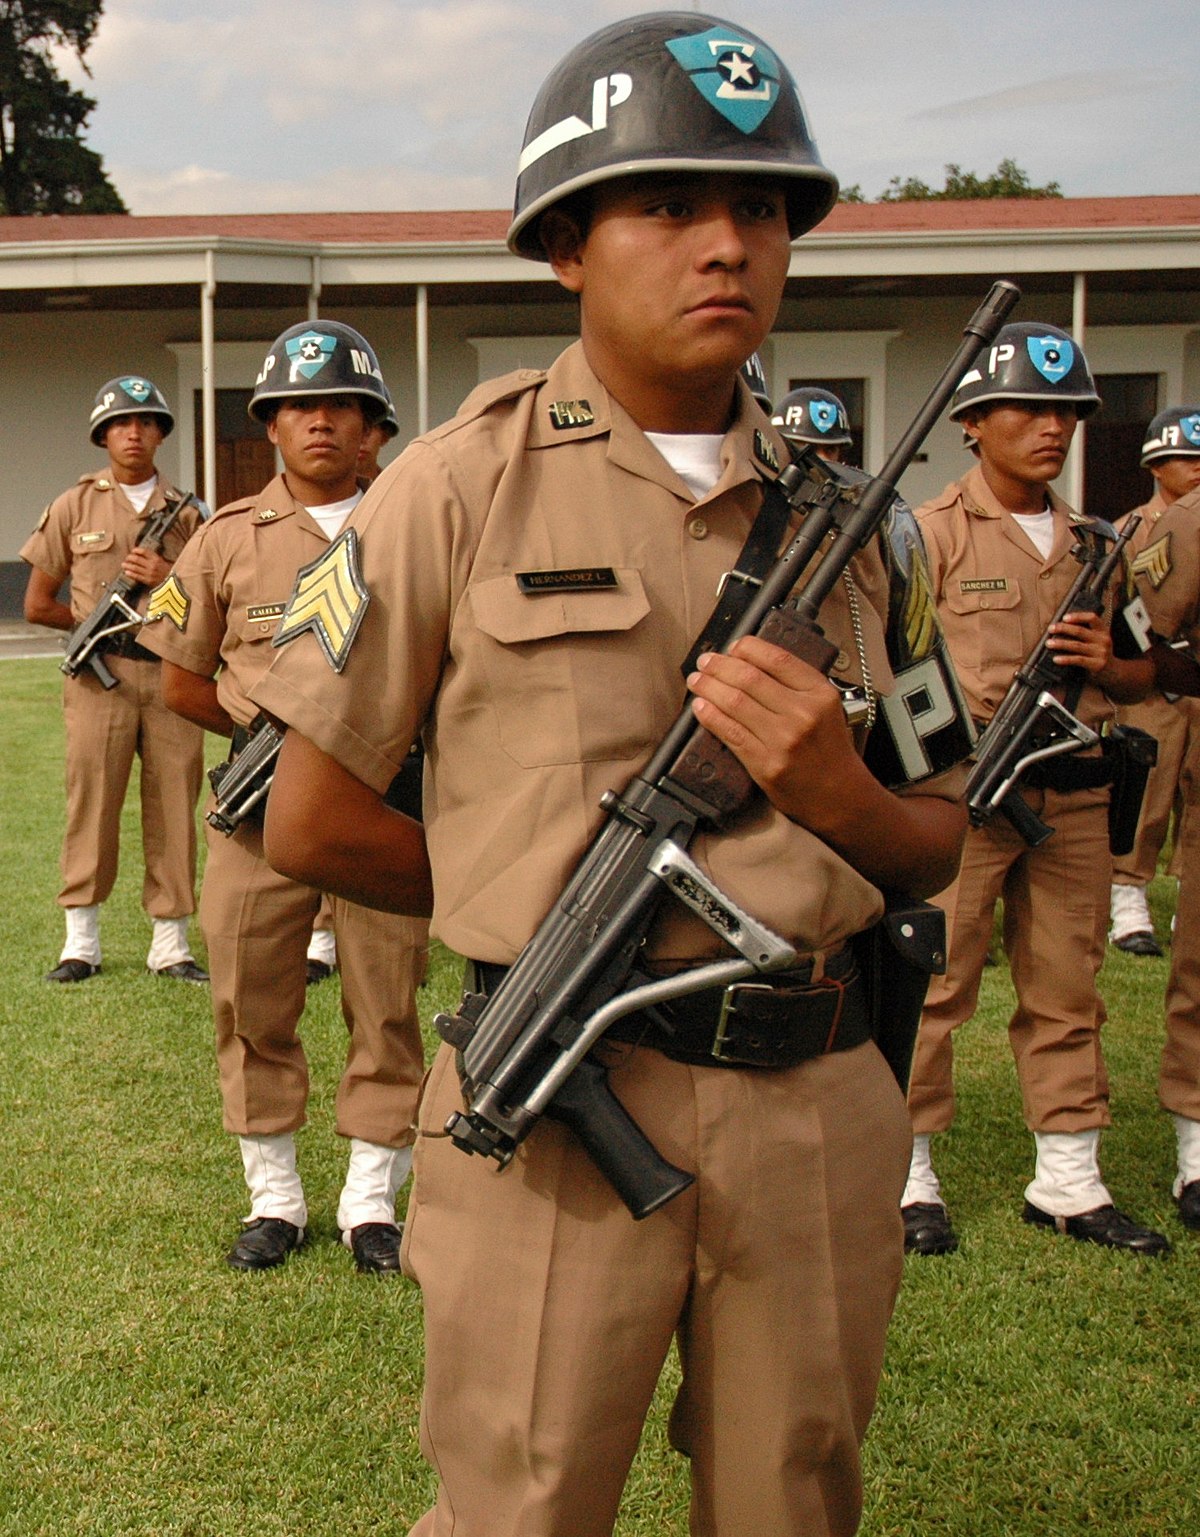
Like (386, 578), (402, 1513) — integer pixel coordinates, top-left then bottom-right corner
(943, 579), (1025, 676)
(70, 530), (115, 557)
(469, 570), (658, 767)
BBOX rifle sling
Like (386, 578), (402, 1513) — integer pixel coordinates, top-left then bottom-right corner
(680, 477), (793, 677)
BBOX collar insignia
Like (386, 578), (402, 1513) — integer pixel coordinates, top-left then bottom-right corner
(257, 508), (278, 522)
(1131, 534), (1172, 590)
(548, 399), (594, 430)
(95, 478), (111, 491)
(753, 430), (780, 473)
(145, 574), (190, 631)
(272, 527), (369, 672)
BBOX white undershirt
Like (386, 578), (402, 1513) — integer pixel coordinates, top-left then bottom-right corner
(1011, 507), (1056, 560)
(645, 432), (725, 501)
(121, 475), (158, 513)
(303, 490), (363, 539)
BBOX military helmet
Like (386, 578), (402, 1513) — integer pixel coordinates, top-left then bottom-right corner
(379, 396), (400, 441)
(1141, 405), (1200, 466)
(948, 321), (1100, 422)
(508, 11), (839, 260)
(248, 321), (390, 424)
(88, 376), (174, 446)
(772, 386), (852, 446)
(740, 353), (771, 412)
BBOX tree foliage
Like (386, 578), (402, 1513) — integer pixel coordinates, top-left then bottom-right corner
(838, 159), (1063, 205)
(0, 0), (125, 215)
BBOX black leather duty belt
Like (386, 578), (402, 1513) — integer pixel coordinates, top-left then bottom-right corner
(467, 947), (871, 1071)
(104, 631), (159, 663)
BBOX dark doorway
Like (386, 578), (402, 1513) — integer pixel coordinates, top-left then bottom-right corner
(1084, 374), (1158, 522)
(787, 376), (865, 468)
(194, 389), (275, 510)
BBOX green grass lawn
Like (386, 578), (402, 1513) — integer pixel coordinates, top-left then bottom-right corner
(2, 657), (1197, 1535)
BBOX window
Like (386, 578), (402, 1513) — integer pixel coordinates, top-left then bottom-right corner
(193, 389), (274, 510)
(1085, 374), (1158, 523)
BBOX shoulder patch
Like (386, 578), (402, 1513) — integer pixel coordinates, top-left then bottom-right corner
(272, 527), (368, 672)
(145, 574), (191, 631)
(902, 552), (938, 659)
(1131, 533), (1172, 590)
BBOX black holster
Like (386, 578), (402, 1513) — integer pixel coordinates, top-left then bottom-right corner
(1103, 724), (1158, 856)
(852, 894), (947, 1094)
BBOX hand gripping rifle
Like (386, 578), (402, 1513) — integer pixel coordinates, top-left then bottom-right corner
(964, 512), (1140, 847)
(434, 280), (1021, 1219)
(61, 493), (197, 690)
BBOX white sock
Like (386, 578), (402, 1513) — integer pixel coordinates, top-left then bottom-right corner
(147, 916), (193, 970)
(1173, 1115), (1200, 1197)
(901, 1133), (943, 1208)
(1024, 1129), (1112, 1217)
(337, 1138), (413, 1237)
(306, 926), (337, 966)
(60, 904), (101, 966)
(1109, 883), (1153, 941)
(238, 1133), (307, 1228)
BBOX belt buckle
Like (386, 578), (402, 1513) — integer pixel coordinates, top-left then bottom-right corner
(711, 981), (775, 1064)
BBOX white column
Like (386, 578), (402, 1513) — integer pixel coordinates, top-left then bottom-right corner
(416, 283), (429, 436)
(200, 249), (217, 512)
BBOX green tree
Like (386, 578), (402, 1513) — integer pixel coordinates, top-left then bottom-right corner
(876, 158), (1062, 202)
(0, 0), (125, 215)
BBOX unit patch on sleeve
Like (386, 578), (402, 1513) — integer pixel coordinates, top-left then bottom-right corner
(1131, 534), (1172, 591)
(145, 574), (191, 632)
(272, 527), (369, 672)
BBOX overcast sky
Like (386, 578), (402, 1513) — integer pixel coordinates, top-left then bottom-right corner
(58, 0), (1198, 217)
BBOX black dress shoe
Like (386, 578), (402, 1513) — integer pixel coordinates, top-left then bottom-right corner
(149, 960), (209, 984)
(226, 1217), (305, 1271)
(346, 1221), (404, 1274)
(902, 1202), (959, 1255)
(45, 958), (100, 983)
(1175, 1181), (1200, 1231)
(1022, 1200), (1171, 1255)
(306, 959), (335, 986)
(1113, 930), (1164, 957)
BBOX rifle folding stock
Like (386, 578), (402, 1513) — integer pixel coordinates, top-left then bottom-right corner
(435, 280), (1022, 1218)
(60, 493), (196, 689)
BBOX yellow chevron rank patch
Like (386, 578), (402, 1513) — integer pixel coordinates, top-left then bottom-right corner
(272, 527), (369, 672)
(145, 574), (191, 631)
(1131, 533), (1172, 590)
(903, 548), (938, 659)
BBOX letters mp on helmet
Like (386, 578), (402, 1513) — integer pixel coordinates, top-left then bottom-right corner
(248, 321), (391, 424)
(772, 386), (853, 446)
(89, 376), (175, 446)
(507, 11), (839, 260)
(1141, 405), (1200, 466)
(948, 321), (1101, 422)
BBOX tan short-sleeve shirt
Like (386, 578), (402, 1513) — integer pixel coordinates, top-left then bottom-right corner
(1131, 486), (1200, 653)
(20, 472), (201, 621)
(139, 474), (334, 728)
(915, 463), (1120, 732)
(254, 343), (963, 964)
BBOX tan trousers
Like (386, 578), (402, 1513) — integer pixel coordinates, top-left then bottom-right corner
(200, 819), (428, 1144)
(59, 656), (203, 915)
(909, 785), (1111, 1135)
(1162, 742), (1200, 1119)
(403, 1035), (911, 1537)
(1111, 694), (1200, 884)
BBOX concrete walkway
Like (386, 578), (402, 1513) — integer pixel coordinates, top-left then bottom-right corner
(0, 621), (64, 661)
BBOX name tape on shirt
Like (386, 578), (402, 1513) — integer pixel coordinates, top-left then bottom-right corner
(516, 568), (619, 595)
(959, 578), (1009, 592)
(272, 527), (369, 672)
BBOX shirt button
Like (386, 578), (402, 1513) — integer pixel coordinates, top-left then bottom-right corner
(687, 518), (708, 540)
(836, 650), (850, 669)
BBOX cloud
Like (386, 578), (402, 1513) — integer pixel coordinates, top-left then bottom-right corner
(913, 68), (1166, 121)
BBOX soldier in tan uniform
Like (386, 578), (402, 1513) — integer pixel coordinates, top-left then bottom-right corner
(21, 376), (207, 984)
(140, 323), (428, 1275)
(1128, 428), (1200, 1228)
(772, 385), (854, 465)
(1109, 407), (1200, 955)
(252, 16), (972, 1535)
(902, 323), (1170, 1258)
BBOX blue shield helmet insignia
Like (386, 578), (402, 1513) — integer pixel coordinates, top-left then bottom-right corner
(1026, 334), (1074, 384)
(285, 331), (338, 383)
(664, 27), (782, 135)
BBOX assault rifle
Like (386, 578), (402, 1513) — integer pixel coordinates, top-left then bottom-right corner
(61, 493), (196, 689)
(964, 512), (1140, 847)
(434, 280), (1021, 1219)
(207, 713), (284, 835)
